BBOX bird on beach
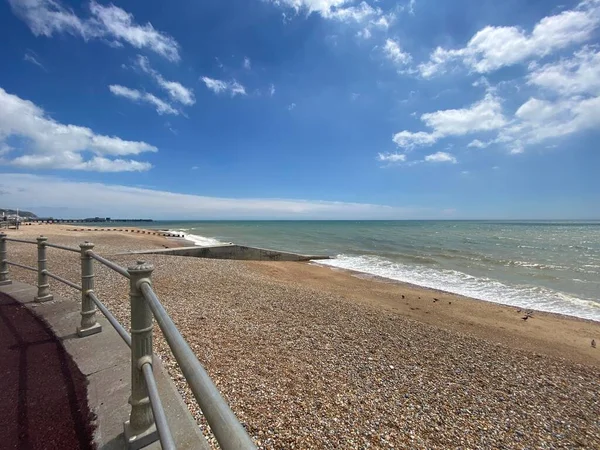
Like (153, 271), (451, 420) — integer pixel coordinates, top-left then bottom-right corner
(401, 295), (405, 299)
(522, 316), (529, 321)
(433, 298), (439, 302)
(592, 340), (596, 348)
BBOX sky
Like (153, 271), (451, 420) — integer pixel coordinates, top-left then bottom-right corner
(0, 0), (599, 219)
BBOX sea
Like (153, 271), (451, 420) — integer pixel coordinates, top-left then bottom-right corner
(139, 220), (600, 321)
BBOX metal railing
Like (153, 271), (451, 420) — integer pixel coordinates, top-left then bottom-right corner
(0, 233), (256, 450)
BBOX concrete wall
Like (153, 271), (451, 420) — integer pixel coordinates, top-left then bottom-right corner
(130, 244), (330, 262)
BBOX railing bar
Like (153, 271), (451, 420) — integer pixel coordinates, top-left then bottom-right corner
(140, 282), (256, 450)
(45, 242), (80, 253)
(87, 252), (131, 279)
(43, 270), (82, 291)
(6, 261), (37, 272)
(4, 238), (38, 244)
(142, 363), (177, 450)
(89, 291), (131, 347)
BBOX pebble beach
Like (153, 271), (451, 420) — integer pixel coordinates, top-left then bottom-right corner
(4, 225), (600, 449)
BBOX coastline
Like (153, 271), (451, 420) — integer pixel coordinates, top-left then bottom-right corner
(4, 224), (600, 448)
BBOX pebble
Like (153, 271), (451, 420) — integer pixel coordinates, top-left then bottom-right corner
(6, 232), (600, 449)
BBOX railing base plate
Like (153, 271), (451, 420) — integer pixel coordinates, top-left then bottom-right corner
(123, 421), (158, 450)
(77, 322), (102, 337)
(34, 293), (53, 303)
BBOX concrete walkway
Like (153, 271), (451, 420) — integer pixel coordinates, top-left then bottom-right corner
(0, 281), (209, 450)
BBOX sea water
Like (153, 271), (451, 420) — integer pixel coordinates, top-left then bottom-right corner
(140, 220), (599, 321)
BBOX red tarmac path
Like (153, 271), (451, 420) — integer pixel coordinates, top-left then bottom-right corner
(0, 291), (96, 449)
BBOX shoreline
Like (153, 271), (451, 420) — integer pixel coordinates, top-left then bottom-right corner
(42, 223), (600, 323)
(166, 227), (600, 323)
(312, 261), (600, 325)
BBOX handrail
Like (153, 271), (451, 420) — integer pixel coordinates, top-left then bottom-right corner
(0, 233), (257, 449)
(45, 242), (80, 253)
(87, 251), (130, 279)
(4, 237), (38, 244)
(6, 261), (37, 272)
(140, 281), (257, 450)
(142, 363), (176, 450)
(43, 270), (82, 291)
(89, 291), (131, 347)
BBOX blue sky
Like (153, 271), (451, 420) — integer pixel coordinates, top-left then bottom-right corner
(0, 0), (599, 219)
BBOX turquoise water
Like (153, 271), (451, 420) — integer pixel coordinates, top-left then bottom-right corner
(140, 220), (599, 321)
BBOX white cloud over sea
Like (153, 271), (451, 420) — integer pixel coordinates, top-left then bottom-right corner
(0, 173), (433, 219)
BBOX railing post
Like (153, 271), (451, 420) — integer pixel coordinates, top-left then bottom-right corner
(34, 236), (53, 302)
(124, 261), (157, 449)
(77, 242), (102, 337)
(0, 233), (11, 286)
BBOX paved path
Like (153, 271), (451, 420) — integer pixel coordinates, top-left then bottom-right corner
(0, 291), (96, 449)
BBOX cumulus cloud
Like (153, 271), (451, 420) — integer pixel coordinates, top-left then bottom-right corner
(201, 77), (247, 96)
(243, 56), (251, 69)
(467, 139), (489, 149)
(424, 151), (457, 163)
(383, 39), (412, 66)
(393, 94), (506, 149)
(0, 173), (427, 219)
(0, 87), (155, 172)
(377, 152), (406, 163)
(417, 0), (600, 77)
(527, 46), (600, 96)
(135, 55), (195, 105)
(8, 0), (181, 61)
(498, 95), (600, 153)
(109, 85), (178, 115)
(268, 0), (396, 27)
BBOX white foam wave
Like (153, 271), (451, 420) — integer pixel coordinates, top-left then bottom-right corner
(316, 254), (600, 321)
(175, 231), (223, 247)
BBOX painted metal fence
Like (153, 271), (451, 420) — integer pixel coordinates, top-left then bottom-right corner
(0, 233), (256, 450)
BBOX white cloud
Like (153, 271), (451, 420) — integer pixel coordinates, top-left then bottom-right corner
(418, 0), (600, 77)
(383, 39), (412, 66)
(268, 0), (351, 18)
(527, 46), (600, 96)
(201, 77), (247, 97)
(200, 77), (227, 94)
(135, 56), (195, 105)
(371, 16), (389, 29)
(0, 173), (427, 219)
(109, 85), (178, 115)
(327, 1), (379, 22)
(0, 87), (155, 172)
(243, 56), (251, 70)
(408, 0), (416, 16)
(229, 80), (247, 96)
(8, 0), (181, 62)
(393, 94), (506, 149)
(357, 27), (371, 39)
(288, 102), (297, 110)
(269, 84), (276, 96)
(467, 139), (489, 149)
(269, 0), (395, 27)
(377, 152), (406, 163)
(23, 50), (46, 70)
(425, 151), (457, 163)
(497, 95), (600, 152)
